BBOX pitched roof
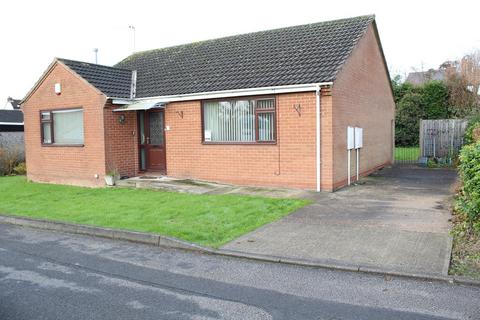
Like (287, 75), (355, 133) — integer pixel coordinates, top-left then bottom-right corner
(116, 15), (374, 98)
(0, 110), (23, 124)
(58, 59), (133, 98)
(405, 70), (446, 85)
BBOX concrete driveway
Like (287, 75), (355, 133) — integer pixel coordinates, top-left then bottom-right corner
(222, 167), (457, 276)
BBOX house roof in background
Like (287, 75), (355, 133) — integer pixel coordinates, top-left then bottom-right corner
(58, 59), (133, 98)
(0, 110), (23, 124)
(405, 70), (447, 85)
(115, 15), (375, 98)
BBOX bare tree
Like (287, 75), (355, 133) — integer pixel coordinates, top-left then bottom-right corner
(460, 49), (480, 96)
(444, 49), (480, 117)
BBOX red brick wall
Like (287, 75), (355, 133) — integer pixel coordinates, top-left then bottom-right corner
(104, 104), (138, 178)
(331, 23), (395, 189)
(319, 90), (335, 191)
(164, 92), (319, 189)
(23, 62), (108, 187)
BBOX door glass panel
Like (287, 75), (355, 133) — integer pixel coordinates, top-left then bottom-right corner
(140, 148), (146, 170)
(138, 111), (145, 144)
(149, 112), (164, 145)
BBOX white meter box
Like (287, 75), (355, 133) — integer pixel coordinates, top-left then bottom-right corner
(347, 127), (355, 150)
(355, 127), (363, 149)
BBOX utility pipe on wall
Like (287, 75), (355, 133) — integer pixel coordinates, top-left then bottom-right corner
(315, 84), (321, 192)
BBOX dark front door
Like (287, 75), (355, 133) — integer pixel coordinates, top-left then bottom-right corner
(138, 110), (166, 173)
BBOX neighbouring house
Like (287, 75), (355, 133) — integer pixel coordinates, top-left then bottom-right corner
(405, 61), (459, 85)
(0, 98), (24, 154)
(21, 15), (395, 191)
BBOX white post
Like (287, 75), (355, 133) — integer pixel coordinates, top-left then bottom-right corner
(348, 149), (351, 186)
(315, 85), (321, 192)
(356, 148), (359, 181)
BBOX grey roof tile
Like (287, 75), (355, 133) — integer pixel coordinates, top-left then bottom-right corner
(0, 110), (23, 123)
(58, 59), (132, 98)
(116, 15), (374, 98)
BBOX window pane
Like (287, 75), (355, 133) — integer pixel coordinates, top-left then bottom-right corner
(41, 112), (51, 120)
(42, 123), (52, 144)
(140, 147), (146, 170)
(256, 99), (274, 109)
(53, 109), (84, 144)
(204, 101), (255, 142)
(258, 112), (274, 141)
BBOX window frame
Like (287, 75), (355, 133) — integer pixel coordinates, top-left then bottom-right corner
(40, 107), (85, 147)
(201, 96), (277, 145)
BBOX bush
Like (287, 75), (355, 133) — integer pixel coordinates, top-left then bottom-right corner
(395, 92), (424, 146)
(422, 81), (450, 119)
(457, 141), (480, 231)
(13, 162), (26, 175)
(464, 114), (480, 145)
(0, 147), (24, 176)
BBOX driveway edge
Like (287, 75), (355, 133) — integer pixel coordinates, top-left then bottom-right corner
(1, 214), (479, 287)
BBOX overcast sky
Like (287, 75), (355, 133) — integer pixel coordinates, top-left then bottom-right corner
(1, 0), (479, 103)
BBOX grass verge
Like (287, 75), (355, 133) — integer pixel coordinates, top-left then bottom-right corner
(0, 176), (310, 248)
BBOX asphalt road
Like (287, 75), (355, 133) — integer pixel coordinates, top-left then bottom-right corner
(0, 224), (479, 320)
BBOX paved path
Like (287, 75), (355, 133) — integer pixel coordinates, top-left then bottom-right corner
(222, 167), (457, 276)
(0, 224), (479, 319)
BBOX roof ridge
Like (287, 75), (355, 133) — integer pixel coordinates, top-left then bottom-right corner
(57, 58), (132, 72)
(116, 14), (375, 66)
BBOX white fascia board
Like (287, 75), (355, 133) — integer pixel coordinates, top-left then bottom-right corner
(110, 82), (333, 105)
(0, 122), (24, 125)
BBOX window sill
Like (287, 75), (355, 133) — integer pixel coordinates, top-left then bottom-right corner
(41, 144), (85, 147)
(202, 141), (277, 146)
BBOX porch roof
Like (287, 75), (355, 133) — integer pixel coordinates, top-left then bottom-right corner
(113, 100), (166, 112)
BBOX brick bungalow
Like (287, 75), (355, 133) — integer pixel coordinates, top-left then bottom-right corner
(21, 15), (395, 191)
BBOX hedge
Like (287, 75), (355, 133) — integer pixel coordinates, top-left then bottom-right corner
(457, 141), (480, 231)
(393, 80), (450, 146)
(464, 115), (480, 145)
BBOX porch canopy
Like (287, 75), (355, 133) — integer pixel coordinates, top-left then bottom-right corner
(113, 100), (166, 112)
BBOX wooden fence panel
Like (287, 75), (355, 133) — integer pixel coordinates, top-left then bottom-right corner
(419, 119), (468, 159)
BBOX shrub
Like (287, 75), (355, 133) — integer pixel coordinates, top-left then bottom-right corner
(13, 162), (26, 175)
(0, 147), (24, 176)
(464, 114), (480, 145)
(422, 81), (450, 119)
(395, 92), (425, 146)
(457, 141), (480, 231)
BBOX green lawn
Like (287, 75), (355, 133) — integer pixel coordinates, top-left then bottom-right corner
(395, 147), (420, 161)
(0, 176), (309, 248)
